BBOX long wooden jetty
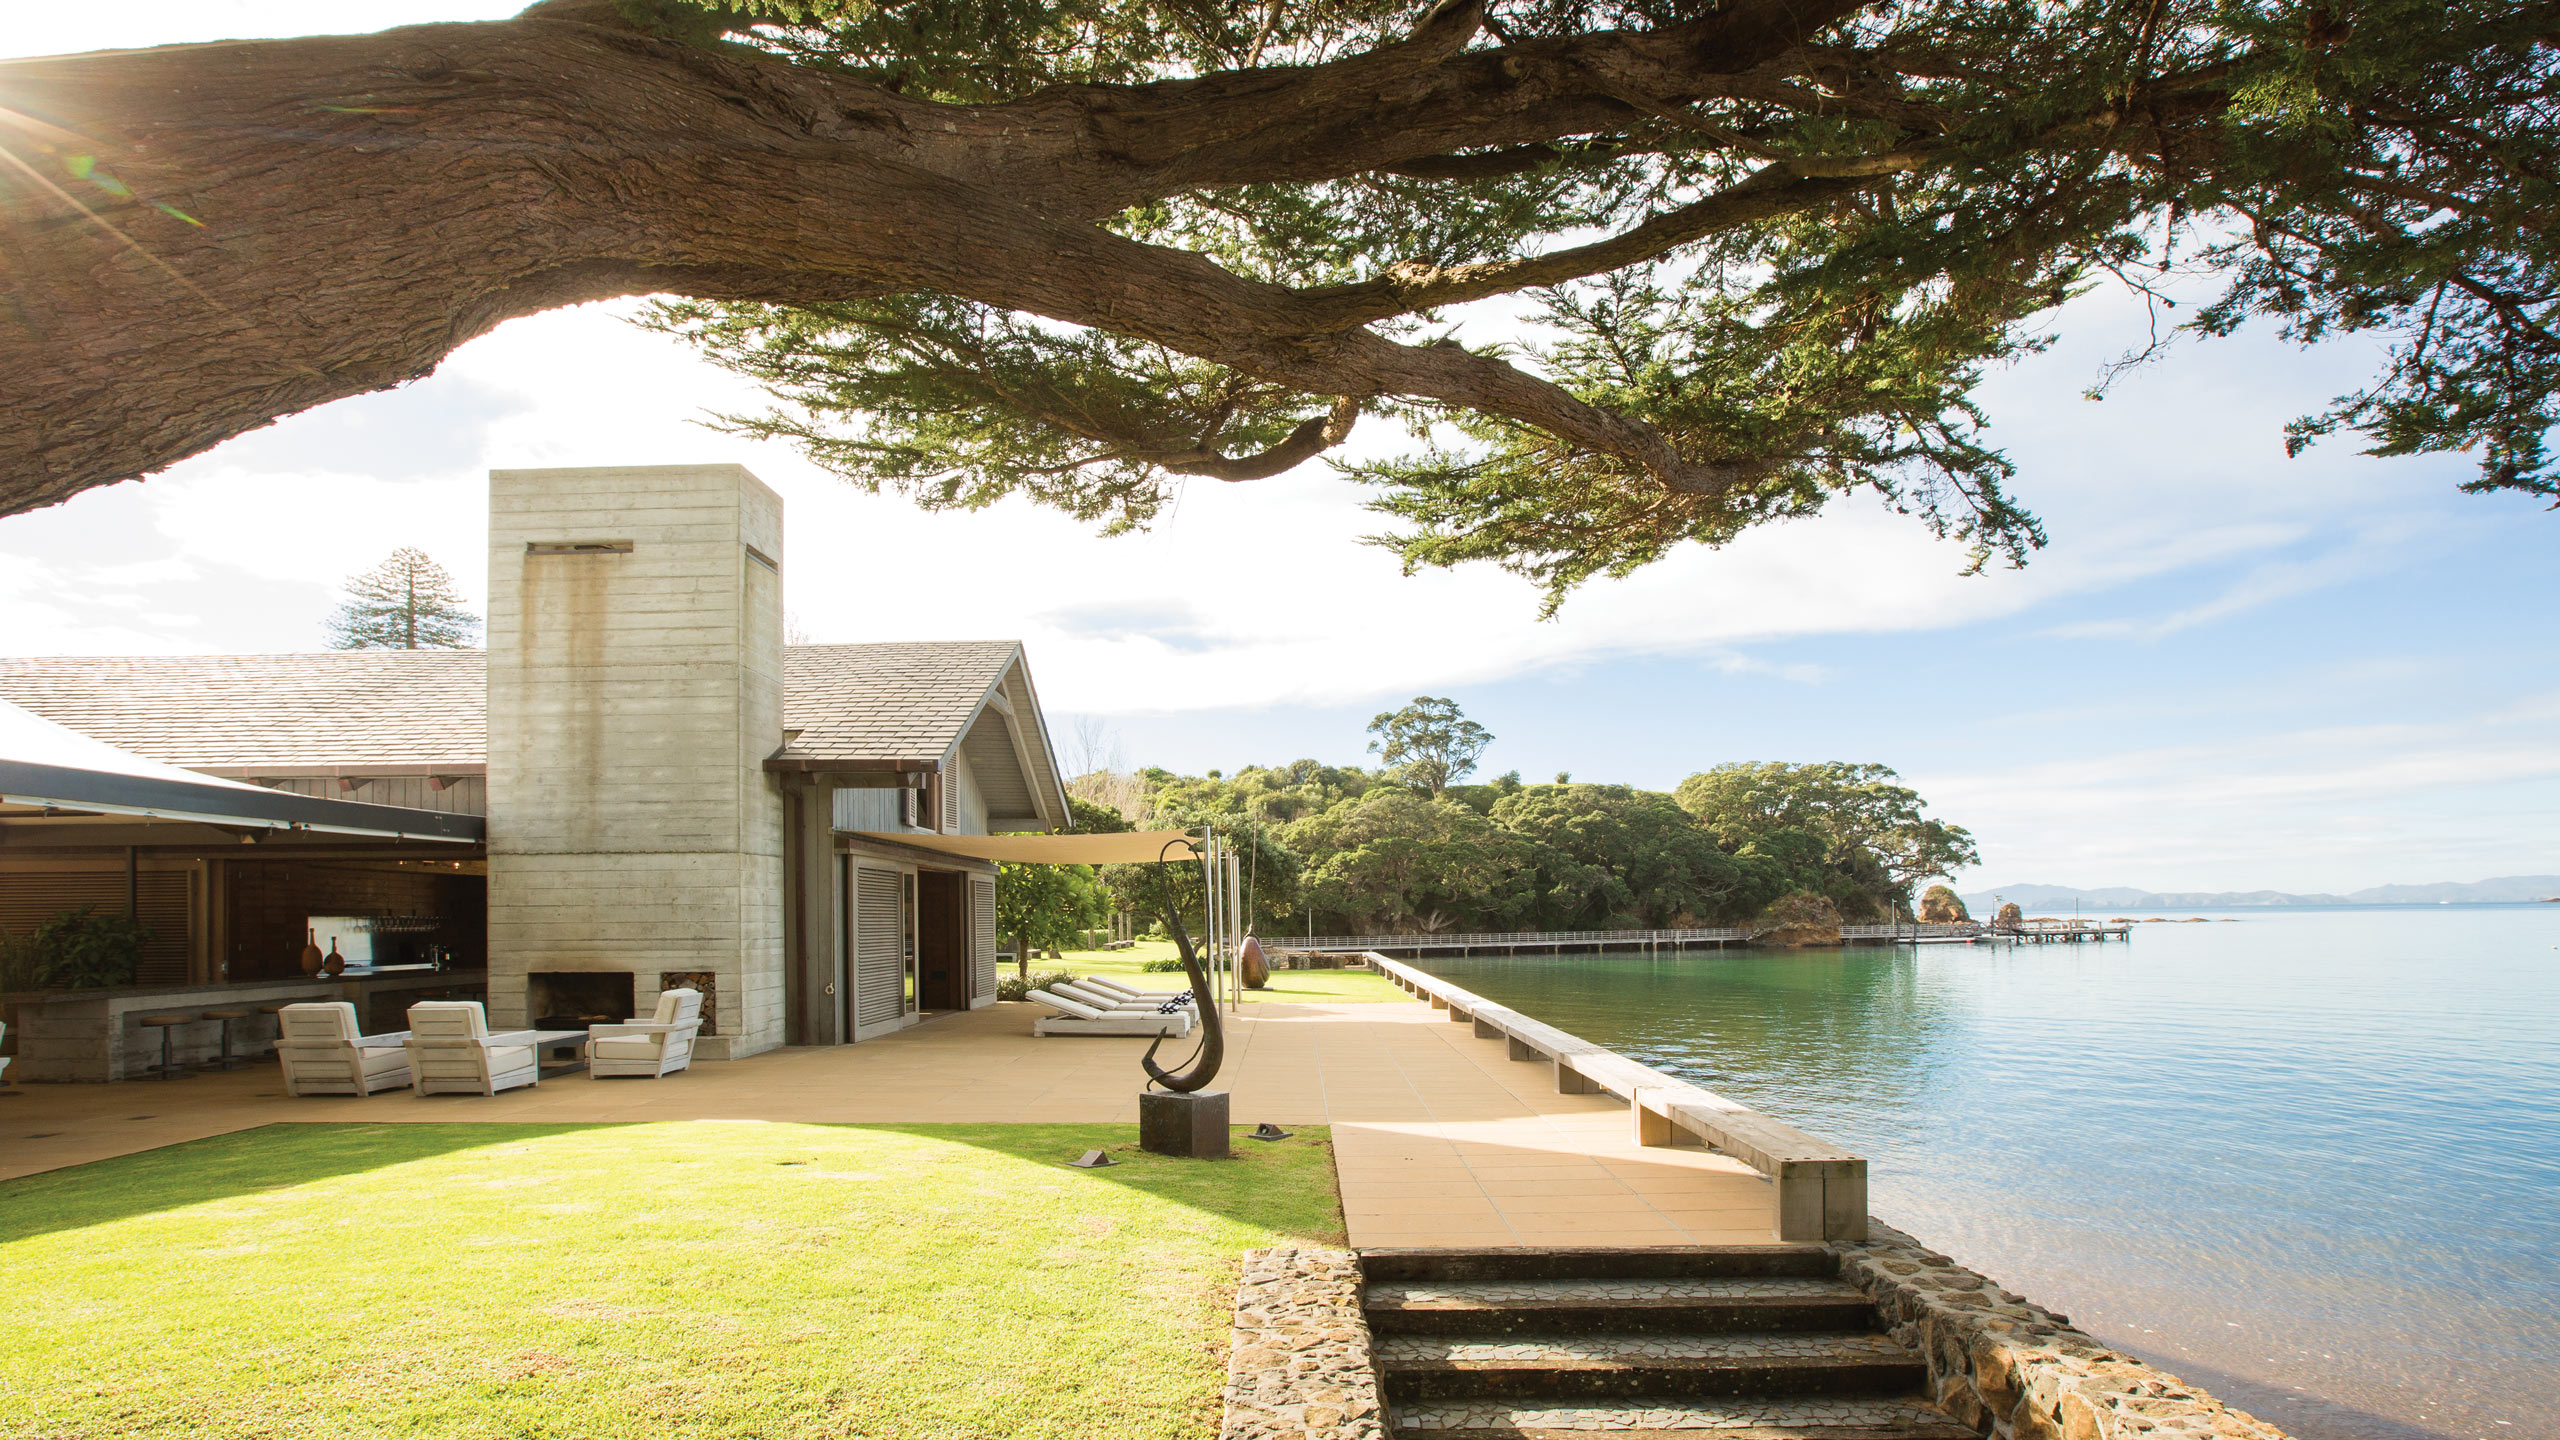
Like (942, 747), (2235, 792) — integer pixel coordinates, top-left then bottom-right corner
(1998, 918), (2135, 943)
(1275, 926), (1750, 958)
(1267, 918), (2133, 959)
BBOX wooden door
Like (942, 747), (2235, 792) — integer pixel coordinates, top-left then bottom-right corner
(915, 870), (968, 1011)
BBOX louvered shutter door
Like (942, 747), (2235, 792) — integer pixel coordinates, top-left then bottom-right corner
(971, 875), (997, 1002)
(854, 867), (904, 1028)
(0, 871), (190, 983)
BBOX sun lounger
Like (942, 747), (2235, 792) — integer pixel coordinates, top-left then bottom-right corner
(1080, 977), (1197, 1006)
(1055, 980), (1189, 1014)
(1029, 988), (1195, 1037)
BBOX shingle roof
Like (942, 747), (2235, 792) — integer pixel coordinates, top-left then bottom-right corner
(0, 652), (488, 769)
(782, 641), (1023, 763)
(0, 642), (1037, 774)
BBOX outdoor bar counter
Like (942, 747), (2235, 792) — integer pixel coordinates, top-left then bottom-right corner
(4, 969), (487, 1082)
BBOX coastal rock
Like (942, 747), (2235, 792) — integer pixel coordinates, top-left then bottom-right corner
(1919, 884), (1971, 923)
(1994, 901), (2024, 931)
(1753, 891), (1845, 947)
(1832, 1223), (2297, 1440)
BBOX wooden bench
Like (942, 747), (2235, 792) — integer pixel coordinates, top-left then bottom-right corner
(1365, 952), (1868, 1243)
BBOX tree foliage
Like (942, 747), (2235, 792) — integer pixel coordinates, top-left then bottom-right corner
(1290, 788), (1547, 932)
(1674, 761), (1979, 916)
(12, 1), (2553, 595)
(1108, 749), (1971, 934)
(1489, 783), (1767, 927)
(637, 0), (2560, 608)
(1366, 696), (1494, 797)
(993, 860), (1113, 952)
(325, 548), (480, 651)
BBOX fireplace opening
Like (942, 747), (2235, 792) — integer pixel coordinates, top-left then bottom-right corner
(530, 971), (634, 1031)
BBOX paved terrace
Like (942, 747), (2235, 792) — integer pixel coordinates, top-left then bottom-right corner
(1, 997), (1777, 1248)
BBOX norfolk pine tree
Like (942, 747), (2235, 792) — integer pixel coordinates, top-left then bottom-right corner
(2, 0), (2554, 606)
(326, 548), (481, 650)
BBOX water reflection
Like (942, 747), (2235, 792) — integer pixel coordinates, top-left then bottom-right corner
(1429, 907), (2560, 1440)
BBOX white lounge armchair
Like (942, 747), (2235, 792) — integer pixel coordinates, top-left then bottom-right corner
(588, 988), (702, 1079)
(1081, 977), (1197, 1006)
(275, 1002), (413, 1097)
(404, 1000), (540, 1096)
(0, 1019), (13, 1086)
(1030, 988), (1196, 1037)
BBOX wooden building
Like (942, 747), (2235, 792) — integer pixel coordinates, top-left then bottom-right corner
(0, 464), (1070, 1076)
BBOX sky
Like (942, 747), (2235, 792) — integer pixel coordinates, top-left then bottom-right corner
(3, 4), (2555, 895)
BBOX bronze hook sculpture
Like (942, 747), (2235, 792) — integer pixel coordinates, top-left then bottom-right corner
(1140, 838), (1224, 1093)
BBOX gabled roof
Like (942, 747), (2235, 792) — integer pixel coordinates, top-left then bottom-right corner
(781, 641), (1071, 831)
(781, 641), (1025, 763)
(0, 652), (486, 769)
(0, 643), (1070, 827)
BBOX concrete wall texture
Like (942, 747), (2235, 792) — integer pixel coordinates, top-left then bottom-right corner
(485, 465), (787, 1059)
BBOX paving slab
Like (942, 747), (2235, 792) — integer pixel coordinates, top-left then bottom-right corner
(0, 993), (1777, 1244)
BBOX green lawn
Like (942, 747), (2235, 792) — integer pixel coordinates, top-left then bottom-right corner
(1, 1121), (1344, 1439)
(1055, 940), (1409, 1004)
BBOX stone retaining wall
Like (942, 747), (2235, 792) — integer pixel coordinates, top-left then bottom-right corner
(1220, 1247), (1384, 1440)
(1833, 1224), (2293, 1440)
(1217, 1234), (2296, 1440)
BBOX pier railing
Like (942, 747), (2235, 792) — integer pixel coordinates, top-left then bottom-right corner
(1278, 926), (1747, 953)
(1273, 922), (1989, 955)
(1841, 921), (1983, 940)
(1359, 951), (1868, 1244)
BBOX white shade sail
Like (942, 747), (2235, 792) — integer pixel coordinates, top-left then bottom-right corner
(0, 698), (483, 842)
(848, 829), (1199, 864)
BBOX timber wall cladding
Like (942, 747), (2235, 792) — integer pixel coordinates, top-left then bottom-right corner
(227, 863), (484, 982)
(855, 865), (904, 1028)
(971, 875), (997, 1002)
(0, 870), (191, 983)
(263, 776), (487, 816)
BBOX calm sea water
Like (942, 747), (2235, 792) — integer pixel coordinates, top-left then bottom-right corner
(1424, 906), (2560, 1440)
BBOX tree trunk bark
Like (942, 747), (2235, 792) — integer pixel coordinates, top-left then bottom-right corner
(0, 0), (1865, 514)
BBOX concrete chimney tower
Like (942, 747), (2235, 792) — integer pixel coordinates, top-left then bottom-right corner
(483, 464), (785, 1058)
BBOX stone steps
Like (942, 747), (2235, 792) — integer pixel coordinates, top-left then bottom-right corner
(1366, 1277), (1877, 1337)
(1364, 1245), (1837, 1283)
(1382, 1393), (1975, 1437)
(1364, 1248), (1961, 1440)
(1381, 1345), (1927, 1403)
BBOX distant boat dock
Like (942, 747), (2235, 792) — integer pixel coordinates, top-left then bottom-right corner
(1997, 918), (2135, 943)
(1269, 918), (2131, 960)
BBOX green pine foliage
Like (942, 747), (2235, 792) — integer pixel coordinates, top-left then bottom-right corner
(641, 0), (2557, 609)
(325, 547), (480, 650)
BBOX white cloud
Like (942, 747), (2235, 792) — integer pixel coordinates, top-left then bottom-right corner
(1930, 698), (2560, 892)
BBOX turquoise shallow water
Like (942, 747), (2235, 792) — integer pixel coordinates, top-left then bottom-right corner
(1422, 906), (2560, 1440)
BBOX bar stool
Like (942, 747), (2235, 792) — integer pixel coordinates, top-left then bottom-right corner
(256, 1003), (292, 1061)
(136, 1014), (196, 1081)
(199, 1007), (254, 1071)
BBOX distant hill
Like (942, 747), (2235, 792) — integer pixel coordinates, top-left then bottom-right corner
(1960, 876), (2560, 911)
